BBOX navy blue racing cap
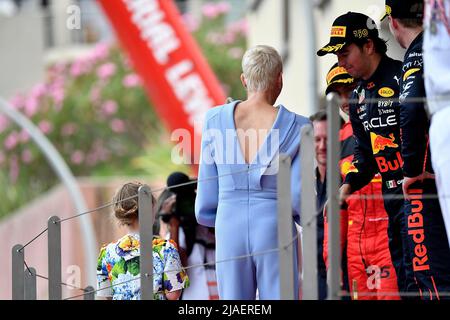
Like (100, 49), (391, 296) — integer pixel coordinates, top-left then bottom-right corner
(381, 0), (424, 21)
(317, 12), (379, 56)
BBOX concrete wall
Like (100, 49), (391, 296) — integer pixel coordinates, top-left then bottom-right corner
(49, 0), (76, 47)
(0, 2), (44, 99)
(0, 0), (111, 99)
(246, 0), (406, 117)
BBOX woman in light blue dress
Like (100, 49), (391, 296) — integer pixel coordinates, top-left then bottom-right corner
(195, 45), (309, 300)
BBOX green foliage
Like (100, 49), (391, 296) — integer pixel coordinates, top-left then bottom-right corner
(0, 43), (162, 219)
(191, 13), (247, 100)
(0, 6), (247, 220)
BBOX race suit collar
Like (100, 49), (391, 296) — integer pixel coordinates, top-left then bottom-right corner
(361, 55), (391, 89)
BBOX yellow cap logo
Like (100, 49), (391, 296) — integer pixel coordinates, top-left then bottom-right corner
(353, 29), (369, 39)
(326, 66), (349, 84)
(320, 43), (345, 53)
(378, 87), (395, 97)
(386, 5), (392, 16)
(331, 26), (346, 37)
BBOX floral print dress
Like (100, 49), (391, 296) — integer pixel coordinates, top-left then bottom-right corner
(97, 233), (189, 300)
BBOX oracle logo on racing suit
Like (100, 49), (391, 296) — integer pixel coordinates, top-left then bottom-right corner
(363, 115), (397, 131)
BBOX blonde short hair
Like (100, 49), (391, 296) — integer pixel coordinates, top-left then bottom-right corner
(241, 45), (283, 92)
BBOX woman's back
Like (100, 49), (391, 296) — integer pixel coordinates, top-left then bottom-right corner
(196, 100), (308, 299)
(195, 45), (309, 299)
(234, 101), (279, 165)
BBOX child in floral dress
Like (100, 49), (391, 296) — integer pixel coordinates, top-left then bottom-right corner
(97, 182), (189, 300)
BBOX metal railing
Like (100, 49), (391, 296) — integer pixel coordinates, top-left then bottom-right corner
(11, 141), (318, 300)
(10, 92), (450, 300)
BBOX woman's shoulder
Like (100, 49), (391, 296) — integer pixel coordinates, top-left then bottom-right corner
(279, 105), (310, 127)
(203, 100), (240, 127)
(203, 105), (223, 124)
(294, 113), (310, 126)
(289, 110), (310, 127)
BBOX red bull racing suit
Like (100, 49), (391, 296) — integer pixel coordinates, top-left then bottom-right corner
(399, 32), (450, 300)
(339, 122), (399, 299)
(344, 55), (418, 298)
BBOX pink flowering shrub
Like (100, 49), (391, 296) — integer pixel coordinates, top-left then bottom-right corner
(0, 1), (248, 218)
(201, 1), (231, 19)
(185, 1), (247, 99)
(0, 43), (161, 218)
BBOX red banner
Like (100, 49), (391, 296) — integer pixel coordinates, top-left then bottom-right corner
(97, 0), (227, 168)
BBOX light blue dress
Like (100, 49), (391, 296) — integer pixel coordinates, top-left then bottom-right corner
(195, 101), (309, 299)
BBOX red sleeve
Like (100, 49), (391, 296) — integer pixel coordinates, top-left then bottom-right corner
(323, 208), (348, 269)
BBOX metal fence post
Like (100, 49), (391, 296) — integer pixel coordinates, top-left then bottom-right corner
(84, 286), (95, 300)
(277, 154), (295, 300)
(48, 216), (62, 300)
(300, 125), (318, 299)
(12, 244), (25, 300)
(139, 185), (154, 300)
(24, 267), (37, 300)
(326, 93), (342, 300)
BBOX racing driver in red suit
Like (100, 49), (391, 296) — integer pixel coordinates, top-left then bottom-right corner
(323, 63), (399, 300)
